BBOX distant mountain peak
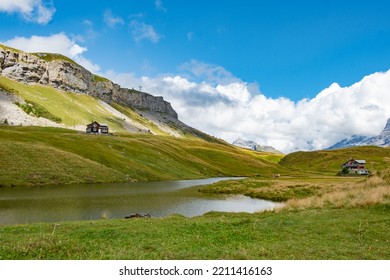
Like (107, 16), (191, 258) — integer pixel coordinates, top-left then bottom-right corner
(327, 117), (390, 150)
(232, 138), (283, 154)
(380, 118), (390, 135)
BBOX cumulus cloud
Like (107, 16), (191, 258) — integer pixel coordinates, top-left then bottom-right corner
(2, 33), (100, 73)
(0, 0), (55, 24)
(105, 64), (390, 153)
(104, 10), (124, 28)
(130, 20), (163, 43)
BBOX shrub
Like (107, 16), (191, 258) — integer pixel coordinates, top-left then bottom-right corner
(1, 119), (9, 126)
(15, 100), (62, 123)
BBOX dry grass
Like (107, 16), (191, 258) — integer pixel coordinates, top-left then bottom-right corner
(283, 172), (390, 210)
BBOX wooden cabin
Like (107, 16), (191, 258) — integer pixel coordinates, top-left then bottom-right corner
(86, 121), (109, 134)
(341, 158), (369, 175)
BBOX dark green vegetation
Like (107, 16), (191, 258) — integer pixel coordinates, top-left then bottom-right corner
(0, 126), (281, 186)
(1, 206), (389, 259)
(15, 100), (62, 123)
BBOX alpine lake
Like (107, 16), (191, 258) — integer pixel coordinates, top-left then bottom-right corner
(0, 177), (281, 225)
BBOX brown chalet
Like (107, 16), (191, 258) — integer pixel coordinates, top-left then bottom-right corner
(341, 158), (370, 175)
(86, 121), (109, 134)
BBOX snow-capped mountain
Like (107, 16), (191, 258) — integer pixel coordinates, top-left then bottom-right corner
(232, 138), (283, 154)
(327, 118), (390, 150)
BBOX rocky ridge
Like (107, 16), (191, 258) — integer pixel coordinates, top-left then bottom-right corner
(232, 138), (283, 154)
(0, 45), (177, 118)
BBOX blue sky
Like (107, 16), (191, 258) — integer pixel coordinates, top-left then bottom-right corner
(2, 0), (390, 100)
(2, 0), (390, 152)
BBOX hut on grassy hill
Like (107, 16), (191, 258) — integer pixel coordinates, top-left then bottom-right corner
(340, 158), (370, 175)
(86, 121), (109, 134)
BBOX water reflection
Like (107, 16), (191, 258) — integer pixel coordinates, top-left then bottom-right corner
(0, 177), (281, 225)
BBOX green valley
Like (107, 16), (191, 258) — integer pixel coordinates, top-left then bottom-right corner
(0, 126), (282, 187)
(1, 43), (389, 261)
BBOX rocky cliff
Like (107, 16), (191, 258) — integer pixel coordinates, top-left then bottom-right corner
(0, 45), (177, 118)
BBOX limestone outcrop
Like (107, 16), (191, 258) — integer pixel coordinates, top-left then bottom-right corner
(0, 45), (178, 119)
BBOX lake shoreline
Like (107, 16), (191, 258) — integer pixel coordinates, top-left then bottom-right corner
(0, 177), (282, 226)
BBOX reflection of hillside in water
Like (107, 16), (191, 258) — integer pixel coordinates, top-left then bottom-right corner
(0, 177), (281, 225)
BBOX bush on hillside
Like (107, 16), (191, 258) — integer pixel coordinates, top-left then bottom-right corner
(15, 100), (62, 123)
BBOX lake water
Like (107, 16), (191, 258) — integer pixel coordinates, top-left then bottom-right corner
(0, 177), (281, 225)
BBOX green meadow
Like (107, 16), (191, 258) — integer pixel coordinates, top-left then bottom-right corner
(0, 205), (388, 259)
(0, 126), (281, 186)
(0, 126), (389, 259)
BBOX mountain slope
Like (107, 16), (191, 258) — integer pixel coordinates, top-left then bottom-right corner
(232, 138), (283, 154)
(0, 126), (282, 186)
(0, 44), (217, 142)
(327, 118), (390, 150)
(280, 146), (390, 175)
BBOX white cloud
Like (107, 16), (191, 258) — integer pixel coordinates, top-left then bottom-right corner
(2, 33), (86, 57)
(155, 0), (167, 12)
(105, 64), (390, 153)
(180, 60), (241, 85)
(0, 0), (55, 24)
(73, 56), (101, 73)
(130, 20), (163, 43)
(104, 10), (124, 28)
(2, 33), (100, 73)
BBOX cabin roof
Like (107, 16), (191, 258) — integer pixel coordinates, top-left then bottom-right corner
(342, 159), (366, 166)
(86, 121), (108, 127)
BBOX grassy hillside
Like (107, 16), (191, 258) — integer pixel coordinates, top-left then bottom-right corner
(0, 126), (282, 186)
(32, 52), (80, 65)
(279, 146), (390, 175)
(1, 128), (389, 260)
(0, 76), (126, 131)
(0, 43), (22, 53)
(0, 76), (178, 135)
(201, 145), (390, 202)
